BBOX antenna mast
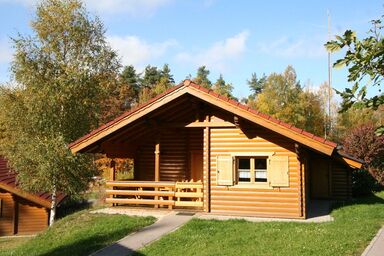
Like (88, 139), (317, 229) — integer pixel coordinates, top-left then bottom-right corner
(326, 10), (332, 139)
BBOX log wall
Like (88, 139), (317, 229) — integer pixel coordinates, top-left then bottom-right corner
(17, 198), (48, 235)
(209, 127), (303, 218)
(0, 190), (14, 236)
(0, 191), (49, 236)
(136, 129), (203, 182)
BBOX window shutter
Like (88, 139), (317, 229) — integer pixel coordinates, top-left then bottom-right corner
(217, 156), (234, 186)
(268, 155), (289, 187)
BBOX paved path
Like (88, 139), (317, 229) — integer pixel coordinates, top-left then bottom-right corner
(362, 227), (384, 256)
(90, 211), (194, 256)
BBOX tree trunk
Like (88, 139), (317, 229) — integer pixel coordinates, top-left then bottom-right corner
(49, 187), (57, 226)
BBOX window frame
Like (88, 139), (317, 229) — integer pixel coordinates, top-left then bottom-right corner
(231, 152), (274, 189)
(236, 156), (268, 185)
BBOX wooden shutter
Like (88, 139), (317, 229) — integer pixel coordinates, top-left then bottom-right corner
(268, 155), (289, 187)
(217, 156), (234, 186)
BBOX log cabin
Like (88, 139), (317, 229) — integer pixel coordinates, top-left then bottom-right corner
(69, 80), (362, 219)
(0, 157), (66, 236)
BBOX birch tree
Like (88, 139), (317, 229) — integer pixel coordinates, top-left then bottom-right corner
(0, 0), (119, 225)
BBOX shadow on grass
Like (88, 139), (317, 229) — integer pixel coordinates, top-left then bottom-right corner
(35, 228), (145, 256)
(56, 198), (93, 219)
(332, 193), (384, 211)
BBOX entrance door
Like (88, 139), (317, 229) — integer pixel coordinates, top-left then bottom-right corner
(190, 151), (203, 181)
(310, 157), (330, 199)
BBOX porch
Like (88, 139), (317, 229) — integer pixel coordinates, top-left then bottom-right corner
(105, 180), (204, 209)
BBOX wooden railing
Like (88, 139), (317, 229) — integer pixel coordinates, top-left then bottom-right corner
(105, 180), (203, 209)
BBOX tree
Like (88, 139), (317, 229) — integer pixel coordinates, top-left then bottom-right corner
(325, 17), (384, 134)
(331, 104), (384, 142)
(343, 123), (384, 185)
(247, 72), (266, 97)
(0, 0), (119, 225)
(193, 66), (212, 89)
(120, 65), (140, 103)
(251, 66), (325, 136)
(141, 65), (161, 89)
(212, 74), (235, 99)
(138, 64), (175, 104)
(317, 82), (338, 138)
(160, 63), (175, 85)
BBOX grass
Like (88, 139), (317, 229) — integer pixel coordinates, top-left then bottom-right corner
(0, 237), (32, 251)
(1, 210), (155, 256)
(139, 192), (384, 256)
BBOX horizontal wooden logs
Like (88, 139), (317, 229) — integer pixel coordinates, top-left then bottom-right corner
(175, 192), (203, 198)
(105, 189), (174, 197)
(175, 201), (203, 207)
(106, 198), (174, 205)
(106, 181), (176, 188)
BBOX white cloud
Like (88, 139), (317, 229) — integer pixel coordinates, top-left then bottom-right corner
(0, 38), (13, 64)
(107, 35), (178, 68)
(176, 30), (250, 72)
(0, 0), (172, 16)
(257, 36), (327, 58)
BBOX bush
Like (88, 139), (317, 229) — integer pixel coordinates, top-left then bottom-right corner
(352, 169), (382, 196)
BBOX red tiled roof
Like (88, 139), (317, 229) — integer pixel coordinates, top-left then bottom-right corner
(0, 157), (66, 208)
(69, 80), (337, 150)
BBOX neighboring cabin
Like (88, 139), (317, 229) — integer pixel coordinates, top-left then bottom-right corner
(0, 157), (66, 236)
(69, 80), (362, 219)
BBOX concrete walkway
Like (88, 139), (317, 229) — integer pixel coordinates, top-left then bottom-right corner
(90, 211), (195, 256)
(362, 227), (384, 256)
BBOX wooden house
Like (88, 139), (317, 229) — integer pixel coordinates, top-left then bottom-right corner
(0, 157), (66, 235)
(69, 80), (362, 219)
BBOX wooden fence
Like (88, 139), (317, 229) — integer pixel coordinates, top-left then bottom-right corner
(105, 180), (203, 209)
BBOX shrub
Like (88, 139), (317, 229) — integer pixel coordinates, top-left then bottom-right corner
(343, 123), (384, 194)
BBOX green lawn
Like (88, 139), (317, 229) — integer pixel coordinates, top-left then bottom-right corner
(1, 210), (155, 256)
(139, 192), (384, 256)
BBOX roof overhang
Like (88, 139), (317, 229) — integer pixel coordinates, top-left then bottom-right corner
(70, 80), (337, 156)
(0, 182), (51, 208)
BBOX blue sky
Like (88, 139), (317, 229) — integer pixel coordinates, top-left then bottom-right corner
(0, 0), (382, 99)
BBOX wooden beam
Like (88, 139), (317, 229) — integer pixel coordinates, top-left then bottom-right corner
(155, 139), (160, 182)
(12, 199), (18, 235)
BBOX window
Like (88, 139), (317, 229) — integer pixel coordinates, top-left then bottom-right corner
(237, 157), (268, 184)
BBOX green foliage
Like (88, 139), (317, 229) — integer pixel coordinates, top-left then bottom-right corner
(212, 74), (235, 99)
(0, 0), (119, 203)
(250, 66), (325, 136)
(325, 17), (384, 134)
(0, 210), (155, 256)
(120, 65), (140, 104)
(142, 65), (162, 88)
(193, 66), (212, 89)
(140, 192), (384, 256)
(247, 72), (266, 100)
(331, 104), (383, 141)
(137, 64), (175, 104)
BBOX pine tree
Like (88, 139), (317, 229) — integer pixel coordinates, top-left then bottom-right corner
(193, 66), (212, 89)
(212, 74), (235, 99)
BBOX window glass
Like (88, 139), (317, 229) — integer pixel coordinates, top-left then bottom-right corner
(254, 158), (267, 182)
(238, 158), (251, 182)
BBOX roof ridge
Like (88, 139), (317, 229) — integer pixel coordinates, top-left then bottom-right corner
(69, 79), (338, 150)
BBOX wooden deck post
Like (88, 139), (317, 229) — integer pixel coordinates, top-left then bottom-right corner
(155, 140), (160, 182)
(203, 114), (211, 212)
(110, 159), (116, 206)
(154, 138), (160, 208)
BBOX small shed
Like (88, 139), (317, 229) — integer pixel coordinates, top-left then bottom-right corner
(69, 80), (362, 219)
(0, 157), (66, 236)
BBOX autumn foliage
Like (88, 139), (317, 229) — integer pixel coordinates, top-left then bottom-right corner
(343, 123), (384, 185)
